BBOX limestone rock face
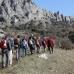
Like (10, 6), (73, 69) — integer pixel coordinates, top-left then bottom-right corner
(0, 0), (74, 29)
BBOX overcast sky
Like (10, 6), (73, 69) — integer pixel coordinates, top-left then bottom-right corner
(33, 0), (74, 16)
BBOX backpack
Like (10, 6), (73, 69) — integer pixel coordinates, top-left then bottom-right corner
(14, 38), (19, 48)
(14, 38), (18, 45)
(1, 39), (7, 49)
(7, 38), (12, 51)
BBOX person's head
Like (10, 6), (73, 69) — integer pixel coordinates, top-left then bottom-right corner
(17, 35), (20, 38)
(31, 33), (34, 37)
(4, 35), (8, 39)
(2, 36), (5, 40)
(29, 37), (31, 40)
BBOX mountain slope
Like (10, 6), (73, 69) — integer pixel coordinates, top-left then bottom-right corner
(0, 0), (74, 32)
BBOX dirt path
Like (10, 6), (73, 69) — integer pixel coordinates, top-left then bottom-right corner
(0, 48), (74, 74)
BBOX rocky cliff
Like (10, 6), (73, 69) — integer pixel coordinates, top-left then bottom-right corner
(0, 0), (74, 32)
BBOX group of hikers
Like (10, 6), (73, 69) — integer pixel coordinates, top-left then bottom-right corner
(0, 32), (56, 68)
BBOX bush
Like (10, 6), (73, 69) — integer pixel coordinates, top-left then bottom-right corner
(60, 39), (72, 50)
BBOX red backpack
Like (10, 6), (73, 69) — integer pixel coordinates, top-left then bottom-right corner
(0, 39), (7, 49)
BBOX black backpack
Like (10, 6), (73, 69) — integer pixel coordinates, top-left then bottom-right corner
(14, 38), (18, 45)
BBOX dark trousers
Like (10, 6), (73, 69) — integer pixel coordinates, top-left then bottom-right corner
(29, 44), (34, 55)
(1, 49), (9, 68)
(48, 46), (53, 54)
(18, 46), (21, 58)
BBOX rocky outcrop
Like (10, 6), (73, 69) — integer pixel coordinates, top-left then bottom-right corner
(0, 0), (44, 25)
(0, 0), (74, 31)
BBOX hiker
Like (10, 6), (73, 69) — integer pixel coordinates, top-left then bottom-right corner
(28, 37), (35, 54)
(41, 37), (46, 52)
(36, 37), (40, 53)
(0, 36), (9, 68)
(46, 37), (54, 54)
(31, 34), (36, 51)
(21, 37), (28, 56)
(6, 35), (14, 66)
(10, 35), (14, 53)
(14, 35), (20, 61)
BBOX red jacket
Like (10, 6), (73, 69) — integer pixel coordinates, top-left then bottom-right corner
(47, 39), (54, 47)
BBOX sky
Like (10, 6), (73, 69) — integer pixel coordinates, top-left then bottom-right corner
(33, 0), (74, 16)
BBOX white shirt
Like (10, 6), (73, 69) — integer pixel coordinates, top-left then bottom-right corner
(23, 39), (28, 46)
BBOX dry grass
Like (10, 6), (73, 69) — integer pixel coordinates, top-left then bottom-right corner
(0, 48), (74, 74)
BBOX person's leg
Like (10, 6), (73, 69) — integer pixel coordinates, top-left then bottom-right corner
(37, 47), (38, 53)
(42, 44), (45, 52)
(33, 45), (36, 52)
(16, 48), (19, 61)
(48, 46), (51, 54)
(30, 48), (33, 55)
(51, 46), (53, 54)
(24, 46), (27, 56)
(9, 50), (13, 66)
(6, 50), (9, 67)
(37, 46), (40, 53)
(18, 47), (20, 58)
(2, 50), (4, 68)
(21, 46), (25, 57)
(30, 45), (33, 55)
(23, 46), (27, 56)
(22, 47), (25, 57)
(43, 46), (46, 52)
